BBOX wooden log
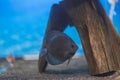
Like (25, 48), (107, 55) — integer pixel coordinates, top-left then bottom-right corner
(38, 0), (120, 75)
(60, 0), (120, 75)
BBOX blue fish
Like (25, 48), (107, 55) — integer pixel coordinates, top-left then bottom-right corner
(40, 31), (78, 65)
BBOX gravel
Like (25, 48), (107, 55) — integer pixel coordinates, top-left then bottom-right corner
(0, 56), (119, 80)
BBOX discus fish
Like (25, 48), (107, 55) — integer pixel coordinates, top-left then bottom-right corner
(40, 31), (78, 65)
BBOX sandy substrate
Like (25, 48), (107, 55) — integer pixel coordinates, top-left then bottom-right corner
(0, 56), (120, 80)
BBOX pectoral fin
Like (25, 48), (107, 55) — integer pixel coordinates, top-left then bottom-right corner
(67, 57), (72, 65)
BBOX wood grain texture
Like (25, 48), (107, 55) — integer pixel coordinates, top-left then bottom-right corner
(60, 0), (120, 75)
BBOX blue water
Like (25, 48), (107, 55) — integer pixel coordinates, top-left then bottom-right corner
(0, 0), (119, 57)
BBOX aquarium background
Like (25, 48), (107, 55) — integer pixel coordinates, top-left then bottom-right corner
(0, 0), (120, 57)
